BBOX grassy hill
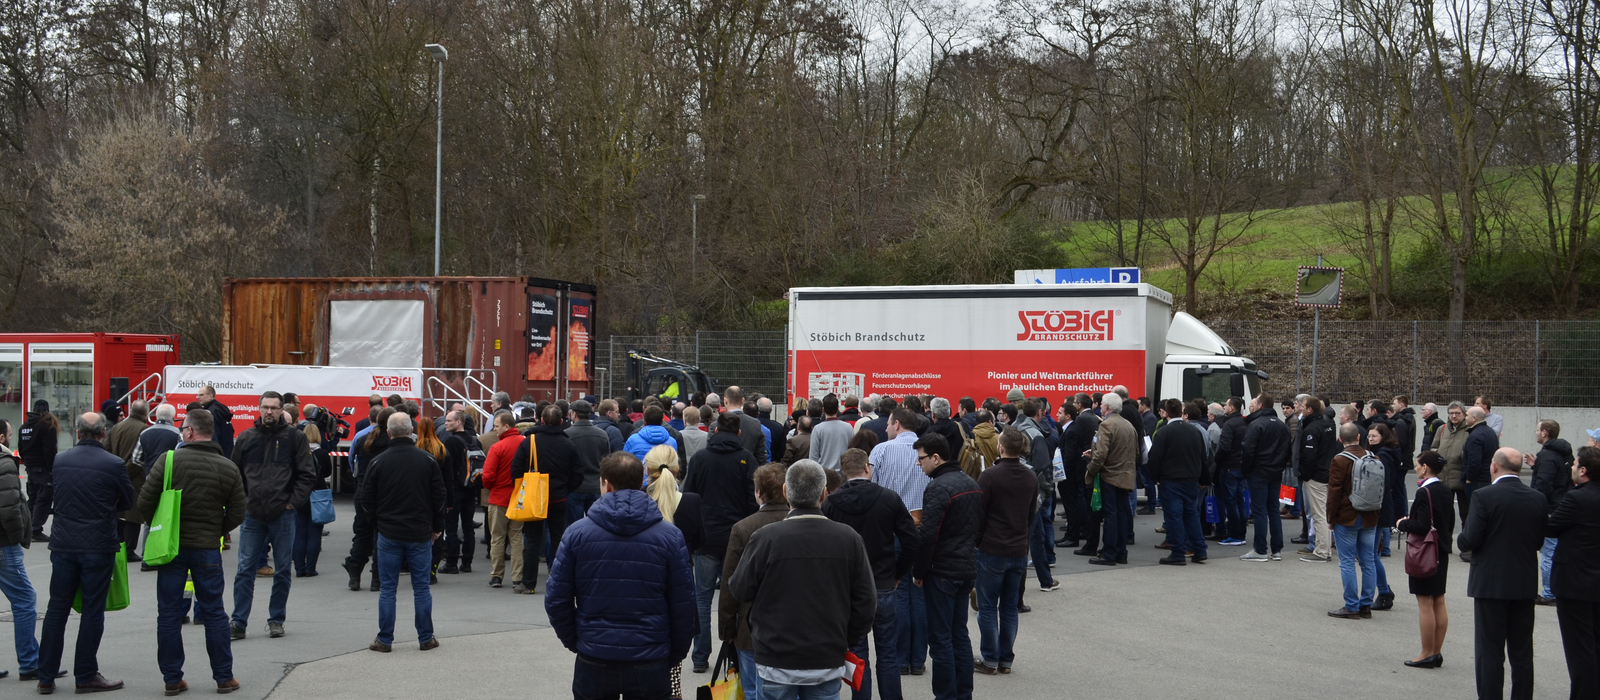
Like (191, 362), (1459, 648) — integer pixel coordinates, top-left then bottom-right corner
(1058, 167), (1597, 318)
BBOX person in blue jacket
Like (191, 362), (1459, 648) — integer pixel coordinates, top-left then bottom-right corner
(545, 451), (694, 699)
(624, 407), (679, 468)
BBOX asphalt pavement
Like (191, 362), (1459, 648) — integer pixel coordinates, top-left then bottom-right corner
(1, 494), (1577, 699)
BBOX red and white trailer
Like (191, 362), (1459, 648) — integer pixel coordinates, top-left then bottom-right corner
(786, 284), (1265, 406)
(0, 333), (180, 450)
(162, 365), (424, 440)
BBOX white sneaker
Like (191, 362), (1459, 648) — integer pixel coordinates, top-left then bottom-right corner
(1271, 552), (1283, 561)
(1240, 550), (1271, 562)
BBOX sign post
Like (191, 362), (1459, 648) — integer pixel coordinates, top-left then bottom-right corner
(1296, 260), (1344, 393)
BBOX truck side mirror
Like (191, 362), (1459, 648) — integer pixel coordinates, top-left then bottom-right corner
(1230, 373), (1245, 397)
(1255, 370), (1270, 380)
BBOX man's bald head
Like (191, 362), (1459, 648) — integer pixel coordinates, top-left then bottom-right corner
(76, 412), (107, 441)
(1492, 447), (1524, 476)
(1467, 406), (1487, 424)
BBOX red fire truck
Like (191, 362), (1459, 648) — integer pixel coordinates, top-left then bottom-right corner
(0, 333), (180, 451)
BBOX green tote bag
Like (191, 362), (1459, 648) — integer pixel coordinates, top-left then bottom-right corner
(143, 451), (183, 567)
(73, 543), (129, 612)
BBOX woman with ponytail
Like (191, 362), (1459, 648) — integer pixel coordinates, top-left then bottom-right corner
(645, 445), (703, 552)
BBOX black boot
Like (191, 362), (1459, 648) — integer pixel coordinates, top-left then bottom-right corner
(343, 561), (363, 592)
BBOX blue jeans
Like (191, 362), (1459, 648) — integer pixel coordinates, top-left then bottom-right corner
(376, 535), (435, 645)
(292, 506), (322, 575)
(38, 550), (114, 683)
(1542, 537), (1557, 598)
(849, 587), (900, 700)
(568, 492), (599, 523)
(692, 553), (723, 667)
(0, 544), (39, 674)
(1218, 469), (1247, 540)
(157, 548), (232, 683)
(895, 570), (927, 670)
(738, 648), (766, 700)
(974, 552), (1025, 669)
(1159, 482), (1205, 557)
(1333, 523), (1377, 610)
(762, 677), (841, 700)
(571, 655), (672, 700)
(1100, 484), (1130, 560)
(1249, 472), (1283, 555)
(922, 576), (973, 700)
(232, 512), (295, 628)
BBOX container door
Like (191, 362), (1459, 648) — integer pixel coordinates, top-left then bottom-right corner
(0, 344), (20, 449)
(29, 343), (95, 451)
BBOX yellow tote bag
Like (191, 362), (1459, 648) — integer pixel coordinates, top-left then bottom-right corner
(696, 642), (742, 700)
(506, 434), (548, 522)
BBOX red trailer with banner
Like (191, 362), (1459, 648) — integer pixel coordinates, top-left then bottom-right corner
(0, 332), (180, 451)
(221, 277), (596, 406)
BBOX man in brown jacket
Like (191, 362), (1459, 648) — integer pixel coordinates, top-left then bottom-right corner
(717, 463), (788, 700)
(105, 400), (148, 561)
(1084, 394), (1138, 566)
(1327, 422), (1381, 619)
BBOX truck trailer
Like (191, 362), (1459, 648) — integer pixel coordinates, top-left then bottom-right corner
(786, 283), (1265, 406)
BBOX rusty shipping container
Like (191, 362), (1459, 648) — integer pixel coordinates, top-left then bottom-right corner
(222, 277), (596, 403)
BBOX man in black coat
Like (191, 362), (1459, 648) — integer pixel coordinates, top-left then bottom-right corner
(512, 405), (583, 595)
(823, 450), (917, 699)
(1458, 447), (1547, 700)
(1462, 407), (1501, 525)
(1298, 398), (1337, 562)
(1526, 420), (1573, 604)
(1213, 397), (1249, 544)
(357, 413), (447, 652)
(1391, 396), (1417, 470)
(720, 387), (769, 464)
(35, 413), (133, 693)
(1548, 445), (1600, 699)
(681, 413), (758, 673)
(228, 392), (317, 640)
(1239, 394), (1291, 561)
(196, 385), (235, 458)
(1147, 400), (1211, 565)
(912, 433), (981, 700)
(564, 400), (609, 523)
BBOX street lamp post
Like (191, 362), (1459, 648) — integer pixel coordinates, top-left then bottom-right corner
(692, 194), (706, 278)
(425, 43), (448, 276)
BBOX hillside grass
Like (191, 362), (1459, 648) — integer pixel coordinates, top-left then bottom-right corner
(1059, 167), (1585, 307)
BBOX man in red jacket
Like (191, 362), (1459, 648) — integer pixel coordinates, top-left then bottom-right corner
(480, 411), (525, 589)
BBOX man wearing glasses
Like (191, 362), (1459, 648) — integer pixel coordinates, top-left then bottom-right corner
(869, 408), (932, 676)
(228, 392), (317, 641)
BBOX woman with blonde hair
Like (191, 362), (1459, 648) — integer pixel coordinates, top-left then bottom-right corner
(644, 444), (702, 700)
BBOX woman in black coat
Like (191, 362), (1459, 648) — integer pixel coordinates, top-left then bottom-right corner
(1397, 450), (1455, 669)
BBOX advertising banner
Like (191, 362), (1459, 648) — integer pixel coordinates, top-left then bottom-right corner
(567, 296), (593, 382)
(527, 292), (559, 381)
(164, 365), (423, 440)
(789, 290), (1150, 400)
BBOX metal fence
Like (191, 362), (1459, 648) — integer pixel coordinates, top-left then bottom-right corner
(1209, 320), (1600, 408)
(595, 321), (1600, 408)
(595, 332), (789, 399)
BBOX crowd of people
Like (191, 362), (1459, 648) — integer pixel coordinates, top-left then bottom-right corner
(0, 384), (1596, 700)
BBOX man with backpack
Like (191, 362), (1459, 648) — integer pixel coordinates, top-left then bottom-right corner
(958, 411), (1000, 481)
(1327, 423), (1384, 619)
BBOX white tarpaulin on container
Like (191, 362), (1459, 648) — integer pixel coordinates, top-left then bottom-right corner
(328, 300), (425, 367)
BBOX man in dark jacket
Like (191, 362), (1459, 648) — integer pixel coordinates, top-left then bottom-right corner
(104, 400), (147, 563)
(720, 387), (769, 464)
(19, 400), (59, 542)
(1213, 397), (1249, 546)
(35, 413), (133, 694)
(973, 428), (1040, 674)
(196, 385), (235, 458)
(228, 391), (317, 640)
(1149, 401), (1212, 565)
(824, 450), (916, 700)
(929, 398), (965, 466)
(593, 400), (627, 453)
(512, 405), (583, 594)
(912, 433), (981, 700)
(729, 460), (876, 699)
(720, 464), (790, 700)
(1525, 420), (1572, 604)
(439, 410), (475, 575)
(1239, 394), (1292, 561)
(564, 400), (608, 523)
(681, 413), (758, 672)
(1059, 395), (1100, 550)
(1391, 396), (1417, 470)
(1458, 447), (1546, 700)
(0, 418), (47, 683)
(545, 452), (694, 700)
(1462, 407), (1501, 535)
(136, 408), (247, 694)
(1298, 398), (1337, 562)
(1547, 446), (1600, 698)
(358, 413), (447, 652)
(1009, 400), (1058, 588)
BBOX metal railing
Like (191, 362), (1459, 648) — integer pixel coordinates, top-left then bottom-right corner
(114, 372), (165, 408)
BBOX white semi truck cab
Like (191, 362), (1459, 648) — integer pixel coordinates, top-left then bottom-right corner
(787, 283), (1264, 407)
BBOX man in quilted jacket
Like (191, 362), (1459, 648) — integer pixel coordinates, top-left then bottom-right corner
(546, 451), (694, 700)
